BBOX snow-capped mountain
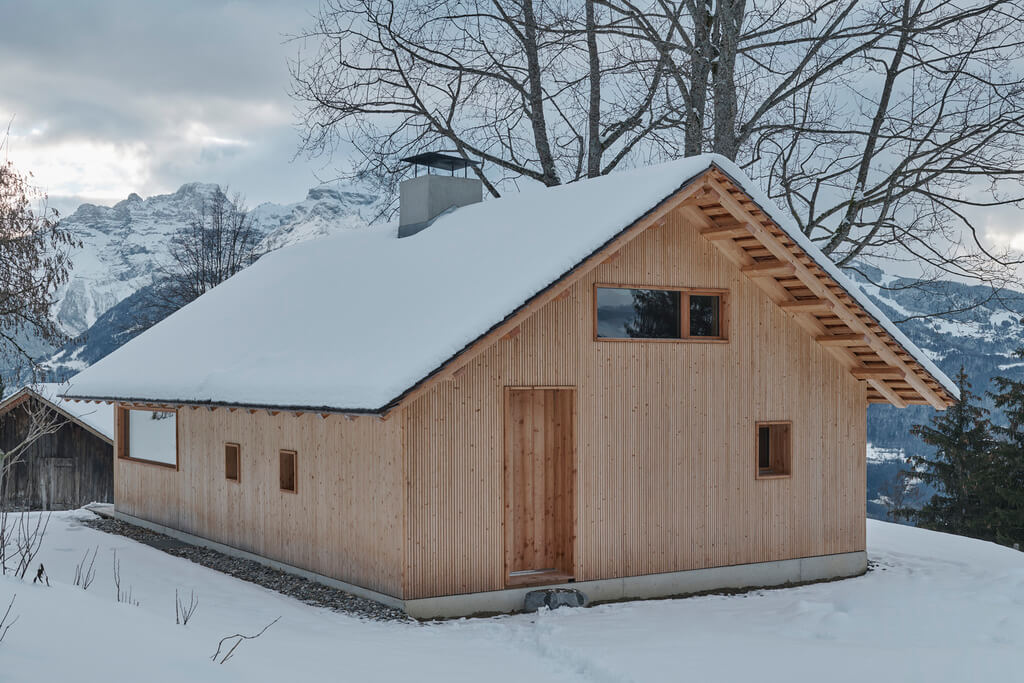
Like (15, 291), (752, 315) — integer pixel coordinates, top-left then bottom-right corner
(26, 182), (380, 383)
(252, 187), (380, 252)
(52, 183), (380, 338)
(53, 183), (219, 337)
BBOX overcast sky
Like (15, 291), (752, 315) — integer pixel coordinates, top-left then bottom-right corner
(1, 0), (333, 215)
(2, 0), (1020, 258)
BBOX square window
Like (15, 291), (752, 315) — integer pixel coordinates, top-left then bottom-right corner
(756, 422), (791, 478)
(225, 443), (240, 482)
(279, 450), (297, 492)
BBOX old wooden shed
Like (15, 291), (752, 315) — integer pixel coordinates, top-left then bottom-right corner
(0, 384), (114, 510)
(65, 154), (956, 617)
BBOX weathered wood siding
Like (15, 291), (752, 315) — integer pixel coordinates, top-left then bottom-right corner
(114, 409), (404, 597)
(0, 400), (113, 510)
(403, 208), (867, 599)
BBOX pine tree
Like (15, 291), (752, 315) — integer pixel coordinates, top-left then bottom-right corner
(987, 355), (1024, 546)
(901, 367), (998, 540)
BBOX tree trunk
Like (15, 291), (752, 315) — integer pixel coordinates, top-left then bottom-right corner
(586, 0), (603, 177)
(685, 0), (713, 156)
(711, 0), (744, 160)
(521, 0), (561, 186)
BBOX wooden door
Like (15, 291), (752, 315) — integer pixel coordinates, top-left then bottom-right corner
(504, 388), (575, 584)
(46, 458), (76, 510)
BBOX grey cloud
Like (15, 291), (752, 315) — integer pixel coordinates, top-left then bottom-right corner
(0, 0), (329, 208)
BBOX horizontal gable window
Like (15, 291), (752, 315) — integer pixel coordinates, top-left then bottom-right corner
(595, 285), (727, 341)
(596, 287), (681, 339)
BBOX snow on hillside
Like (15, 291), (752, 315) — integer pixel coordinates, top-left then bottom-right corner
(53, 184), (223, 336)
(2, 511), (1021, 682)
(866, 442), (905, 463)
(252, 186), (380, 252)
(53, 183), (378, 338)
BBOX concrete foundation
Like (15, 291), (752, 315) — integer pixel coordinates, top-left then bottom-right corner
(93, 506), (866, 620)
(404, 551), (867, 618)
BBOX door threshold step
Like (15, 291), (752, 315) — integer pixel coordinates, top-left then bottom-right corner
(506, 571), (574, 588)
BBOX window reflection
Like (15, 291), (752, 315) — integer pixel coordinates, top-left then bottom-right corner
(689, 295), (720, 337)
(596, 287), (681, 339)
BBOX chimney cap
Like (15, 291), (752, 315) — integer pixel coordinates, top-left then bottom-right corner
(401, 152), (479, 174)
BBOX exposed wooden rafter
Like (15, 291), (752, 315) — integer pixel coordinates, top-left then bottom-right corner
(702, 175), (948, 410)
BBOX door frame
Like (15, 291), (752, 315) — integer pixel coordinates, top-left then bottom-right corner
(502, 385), (577, 587)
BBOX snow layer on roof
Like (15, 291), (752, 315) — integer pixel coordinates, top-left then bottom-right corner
(16, 383), (114, 439)
(64, 154), (956, 410)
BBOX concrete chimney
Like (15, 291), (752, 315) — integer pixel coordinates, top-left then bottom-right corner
(398, 153), (482, 238)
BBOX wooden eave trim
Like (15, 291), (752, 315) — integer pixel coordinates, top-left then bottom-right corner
(702, 175), (951, 410)
(65, 396), (381, 419)
(377, 168), (717, 415)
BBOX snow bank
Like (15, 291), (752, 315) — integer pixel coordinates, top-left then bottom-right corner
(2, 512), (1021, 682)
(65, 155), (956, 411)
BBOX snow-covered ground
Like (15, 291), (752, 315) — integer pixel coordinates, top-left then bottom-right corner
(2, 511), (1022, 682)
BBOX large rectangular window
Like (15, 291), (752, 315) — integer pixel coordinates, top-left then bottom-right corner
(595, 285), (726, 341)
(118, 407), (178, 467)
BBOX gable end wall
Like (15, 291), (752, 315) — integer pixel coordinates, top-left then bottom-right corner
(403, 205), (867, 599)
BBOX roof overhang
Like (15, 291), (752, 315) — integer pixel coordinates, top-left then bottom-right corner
(63, 159), (955, 414)
(377, 164), (956, 412)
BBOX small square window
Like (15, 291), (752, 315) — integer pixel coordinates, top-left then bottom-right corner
(279, 450), (297, 492)
(225, 443), (240, 482)
(756, 422), (791, 478)
(689, 295), (721, 337)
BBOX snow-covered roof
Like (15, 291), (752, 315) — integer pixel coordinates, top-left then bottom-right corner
(63, 154), (957, 411)
(1, 383), (114, 441)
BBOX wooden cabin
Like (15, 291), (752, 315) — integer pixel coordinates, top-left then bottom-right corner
(65, 154), (956, 617)
(0, 384), (114, 510)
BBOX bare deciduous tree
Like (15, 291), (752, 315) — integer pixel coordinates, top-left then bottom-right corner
(0, 397), (64, 578)
(290, 0), (683, 198)
(136, 187), (262, 332)
(0, 126), (80, 370)
(291, 0), (1024, 314)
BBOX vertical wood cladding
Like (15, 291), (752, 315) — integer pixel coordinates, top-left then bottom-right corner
(114, 409), (404, 597)
(403, 209), (866, 599)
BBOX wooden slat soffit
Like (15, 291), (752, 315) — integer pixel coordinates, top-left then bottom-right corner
(686, 170), (953, 410)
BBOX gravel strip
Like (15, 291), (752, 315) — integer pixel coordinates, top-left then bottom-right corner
(81, 515), (412, 623)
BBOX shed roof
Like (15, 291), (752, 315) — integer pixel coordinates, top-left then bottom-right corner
(63, 154), (957, 412)
(1, 383), (114, 442)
